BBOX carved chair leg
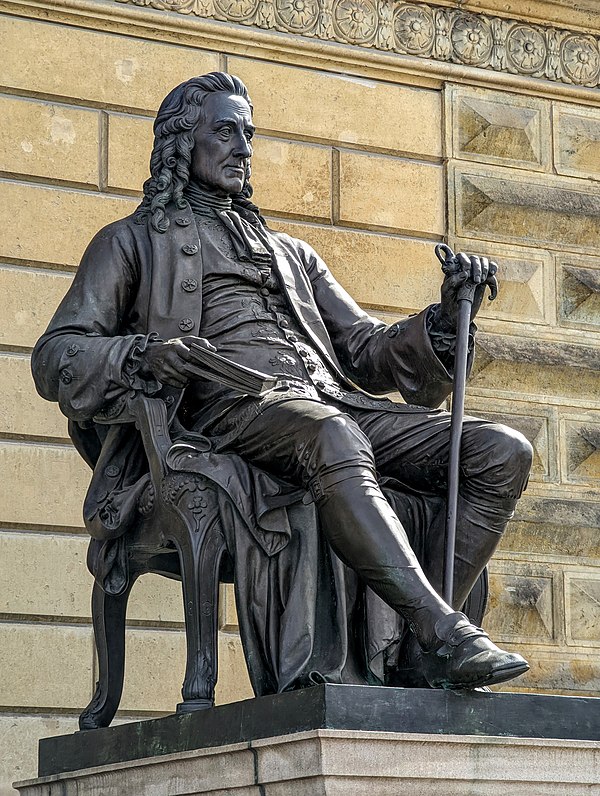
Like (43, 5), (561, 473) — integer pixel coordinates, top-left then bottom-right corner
(175, 527), (227, 714)
(79, 577), (136, 730)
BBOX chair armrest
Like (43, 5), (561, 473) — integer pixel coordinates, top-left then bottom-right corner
(94, 393), (172, 488)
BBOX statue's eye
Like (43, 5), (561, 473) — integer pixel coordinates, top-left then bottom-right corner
(219, 125), (233, 138)
(244, 130), (254, 142)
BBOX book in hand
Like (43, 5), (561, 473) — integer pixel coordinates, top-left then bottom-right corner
(187, 342), (278, 397)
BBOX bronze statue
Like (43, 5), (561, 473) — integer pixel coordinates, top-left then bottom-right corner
(32, 72), (532, 696)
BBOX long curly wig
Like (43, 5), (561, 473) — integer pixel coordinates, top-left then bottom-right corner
(134, 72), (260, 233)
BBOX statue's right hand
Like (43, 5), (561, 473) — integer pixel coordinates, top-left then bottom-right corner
(140, 336), (216, 388)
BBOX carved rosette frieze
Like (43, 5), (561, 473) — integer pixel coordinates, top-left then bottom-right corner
(115, 0), (600, 89)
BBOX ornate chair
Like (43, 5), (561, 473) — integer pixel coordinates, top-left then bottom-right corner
(78, 394), (488, 730)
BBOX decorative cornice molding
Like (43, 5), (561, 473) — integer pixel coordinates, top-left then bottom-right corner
(115, 0), (600, 89)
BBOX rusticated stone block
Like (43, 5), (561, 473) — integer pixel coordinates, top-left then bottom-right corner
(554, 103), (600, 180)
(463, 403), (552, 481)
(447, 86), (550, 171)
(452, 238), (552, 325)
(229, 57), (442, 157)
(501, 496), (600, 561)
(0, 96), (100, 186)
(565, 573), (600, 645)
(470, 332), (600, 406)
(506, 650), (600, 695)
(558, 256), (600, 330)
(562, 418), (600, 484)
(452, 165), (600, 254)
(485, 569), (555, 644)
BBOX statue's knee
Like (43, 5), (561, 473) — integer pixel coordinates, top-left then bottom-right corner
(481, 424), (533, 480)
(313, 413), (371, 463)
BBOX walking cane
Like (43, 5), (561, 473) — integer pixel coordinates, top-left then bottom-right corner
(434, 243), (479, 607)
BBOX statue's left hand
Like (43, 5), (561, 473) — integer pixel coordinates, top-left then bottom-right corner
(437, 252), (498, 332)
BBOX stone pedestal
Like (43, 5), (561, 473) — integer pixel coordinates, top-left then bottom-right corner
(14, 685), (600, 795)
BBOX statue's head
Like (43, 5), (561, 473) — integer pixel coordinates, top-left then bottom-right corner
(136, 72), (254, 232)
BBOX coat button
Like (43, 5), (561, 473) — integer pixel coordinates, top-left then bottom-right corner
(60, 369), (73, 384)
(278, 318), (289, 329)
(175, 217), (191, 226)
(288, 334), (298, 342)
(259, 287), (270, 297)
(182, 243), (198, 255)
(315, 380), (325, 389)
(387, 324), (400, 338)
(105, 464), (120, 478)
(66, 344), (80, 356)
(181, 278), (198, 292)
(179, 318), (194, 332)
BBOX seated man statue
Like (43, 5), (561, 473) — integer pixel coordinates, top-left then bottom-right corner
(32, 71), (532, 693)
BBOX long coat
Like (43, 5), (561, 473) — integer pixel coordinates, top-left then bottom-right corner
(32, 202), (454, 542)
(31, 201), (462, 693)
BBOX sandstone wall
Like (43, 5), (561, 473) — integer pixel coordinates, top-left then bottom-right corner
(1, 0), (599, 791)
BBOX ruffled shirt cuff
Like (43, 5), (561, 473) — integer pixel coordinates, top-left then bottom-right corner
(426, 304), (475, 370)
(122, 332), (162, 395)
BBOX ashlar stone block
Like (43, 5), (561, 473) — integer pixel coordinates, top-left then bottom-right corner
(108, 115), (333, 220)
(485, 569), (555, 644)
(252, 138), (332, 222)
(127, 573), (185, 626)
(0, 442), (88, 529)
(271, 221), (439, 313)
(452, 165), (600, 254)
(0, 623), (93, 710)
(0, 266), (73, 350)
(0, 354), (68, 441)
(558, 255), (600, 330)
(554, 103), (600, 180)
(452, 238), (552, 325)
(107, 113), (153, 193)
(0, 181), (136, 267)
(0, 532), (89, 619)
(119, 628), (252, 713)
(228, 57), (442, 157)
(0, 96), (100, 186)
(219, 583), (239, 632)
(2, 16), (219, 112)
(562, 417), (600, 484)
(0, 714), (78, 792)
(565, 572), (600, 646)
(447, 86), (550, 171)
(339, 151), (444, 235)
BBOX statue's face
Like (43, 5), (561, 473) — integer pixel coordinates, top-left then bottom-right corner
(191, 92), (254, 196)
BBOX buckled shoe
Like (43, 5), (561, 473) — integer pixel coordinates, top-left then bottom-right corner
(421, 612), (529, 690)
